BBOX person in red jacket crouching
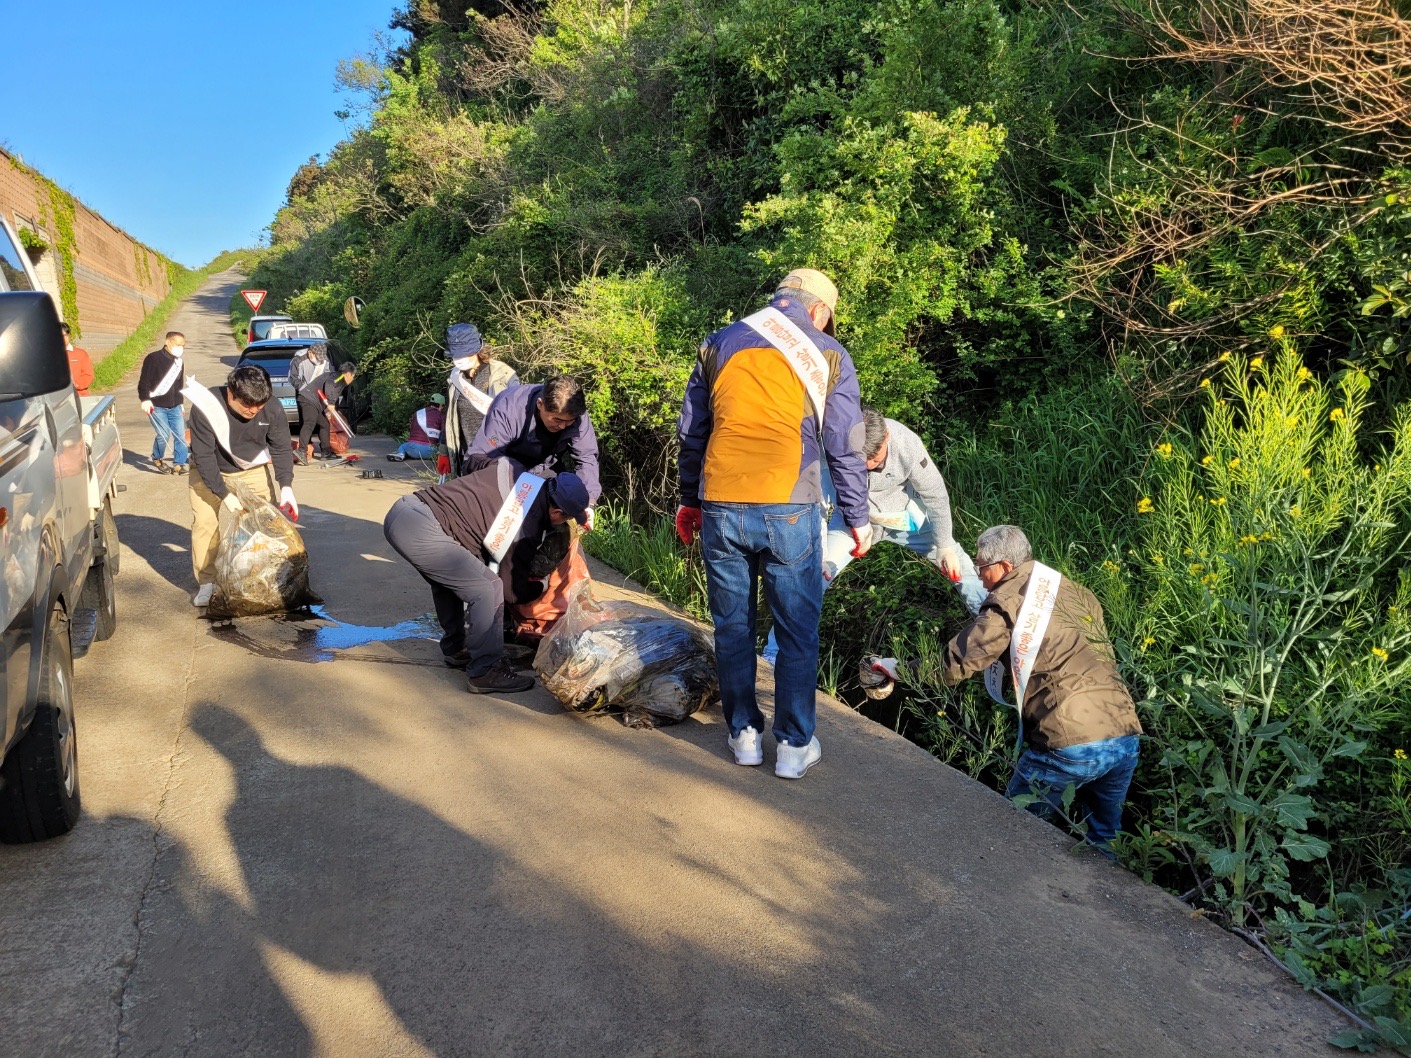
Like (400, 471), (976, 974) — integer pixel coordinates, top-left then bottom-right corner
(388, 393), (446, 462)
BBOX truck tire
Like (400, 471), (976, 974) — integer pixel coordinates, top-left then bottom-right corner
(0, 603), (81, 843)
(99, 497), (120, 576)
(80, 498), (118, 641)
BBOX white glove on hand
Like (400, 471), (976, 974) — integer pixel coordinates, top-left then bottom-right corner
(583, 506), (595, 531)
(140, 400), (154, 415)
(937, 541), (963, 582)
(221, 492), (243, 515)
(849, 523), (874, 558)
(279, 487), (298, 518)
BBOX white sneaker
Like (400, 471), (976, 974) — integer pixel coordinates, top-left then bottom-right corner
(775, 736), (822, 779)
(193, 583), (215, 608)
(727, 726), (764, 766)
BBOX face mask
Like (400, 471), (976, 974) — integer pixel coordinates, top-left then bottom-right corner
(170, 345), (185, 357)
(452, 357), (475, 372)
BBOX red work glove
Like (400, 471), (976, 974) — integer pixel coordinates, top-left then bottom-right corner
(849, 524), (874, 558)
(436, 454), (452, 476)
(675, 505), (703, 546)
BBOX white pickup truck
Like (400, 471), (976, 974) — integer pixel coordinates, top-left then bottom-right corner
(0, 216), (122, 842)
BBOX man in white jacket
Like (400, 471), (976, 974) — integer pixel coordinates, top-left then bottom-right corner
(763, 407), (985, 663)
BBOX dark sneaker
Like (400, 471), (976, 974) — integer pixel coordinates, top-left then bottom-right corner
(295, 450), (309, 466)
(466, 660), (535, 694)
(443, 649), (472, 669)
(152, 458), (168, 474)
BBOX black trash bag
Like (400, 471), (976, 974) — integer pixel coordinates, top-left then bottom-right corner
(532, 580), (717, 728)
(207, 482), (319, 619)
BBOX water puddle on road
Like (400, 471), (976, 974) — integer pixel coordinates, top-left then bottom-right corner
(208, 605), (442, 665)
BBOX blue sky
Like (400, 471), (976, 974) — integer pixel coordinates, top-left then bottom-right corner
(5, 1), (405, 268)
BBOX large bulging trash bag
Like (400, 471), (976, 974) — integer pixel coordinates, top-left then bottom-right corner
(533, 580), (718, 728)
(208, 482), (318, 619)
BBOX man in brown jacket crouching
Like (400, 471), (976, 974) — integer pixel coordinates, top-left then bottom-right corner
(941, 524), (1142, 853)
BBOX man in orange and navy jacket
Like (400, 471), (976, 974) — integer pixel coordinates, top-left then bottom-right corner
(676, 268), (871, 781)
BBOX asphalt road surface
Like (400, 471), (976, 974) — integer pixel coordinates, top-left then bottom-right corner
(0, 272), (1346, 1056)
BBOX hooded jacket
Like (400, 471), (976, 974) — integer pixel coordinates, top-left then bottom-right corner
(468, 382), (601, 502)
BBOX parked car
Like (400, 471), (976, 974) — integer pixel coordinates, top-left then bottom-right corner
(0, 218), (123, 843)
(244, 314), (292, 345)
(265, 321), (326, 340)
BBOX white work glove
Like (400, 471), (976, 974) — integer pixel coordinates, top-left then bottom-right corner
(849, 523), (874, 558)
(221, 492), (243, 515)
(583, 506), (595, 531)
(140, 400), (154, 415)
(937, 541), (963, 583)
(279, 486), (298, 519)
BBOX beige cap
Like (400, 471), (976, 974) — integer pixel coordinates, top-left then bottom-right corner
(778, 268), (839, 314)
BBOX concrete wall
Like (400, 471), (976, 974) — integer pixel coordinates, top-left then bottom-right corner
(1, 148), (172, 359)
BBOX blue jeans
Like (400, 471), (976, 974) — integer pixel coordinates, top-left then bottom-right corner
(761, 504), (988, 664)
(150, 405), (188, 465)
(1006, 734), (1140, 851)
(702, 501), (822, 748)
(396, 441), (438, 459)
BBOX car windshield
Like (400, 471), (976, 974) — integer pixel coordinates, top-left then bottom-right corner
(249, 319), (289, 341)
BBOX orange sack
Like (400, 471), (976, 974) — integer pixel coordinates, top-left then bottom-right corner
(513, 535), (590, 639)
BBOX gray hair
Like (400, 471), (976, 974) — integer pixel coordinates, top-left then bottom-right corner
(976, 525), (1033, 568)
(774, 285), (829, 320)
(862, 407), (888, 460)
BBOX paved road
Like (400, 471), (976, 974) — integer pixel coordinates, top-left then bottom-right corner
(0, 272), (1344, 1056)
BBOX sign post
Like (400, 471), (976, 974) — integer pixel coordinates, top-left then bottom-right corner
(241, 290), (267, 312)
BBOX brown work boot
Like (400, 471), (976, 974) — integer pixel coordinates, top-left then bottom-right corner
(466, 659), (535, 694)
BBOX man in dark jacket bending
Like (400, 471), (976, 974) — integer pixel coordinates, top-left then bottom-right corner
(383, 458), (591, 694)
(941, 524), (1143, 851)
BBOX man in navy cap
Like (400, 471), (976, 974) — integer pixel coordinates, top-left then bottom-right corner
(469, 374), (602, 527)
(440, 323), (519, 477)
(384, 458), (590, 694)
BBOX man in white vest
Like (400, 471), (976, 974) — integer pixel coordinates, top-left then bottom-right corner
(383, 458), (590, 694)
(939, 524), (1142, 852)
(187, 365), (298, 608)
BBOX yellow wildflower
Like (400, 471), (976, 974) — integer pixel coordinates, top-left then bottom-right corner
(1371, 646), (1389, 662)
(1285, 416), (1298, 429)
(1302, 467), (1312, 478)
(1249, 356), (1264, 371)
(1102, 560), (1120, 574)
(1210, 496), (1227, 506)
(1289, 505), (1301, 518)
(1201, 455), (1214, 467)
(1396, 748), (1408, 760)
(1239, 534), (1260, 545)
(1142, 636), (1156, 649)
(1155, 442), (1173, 459)
(1228, 457), (1241, 469)
(1200, 378), (1212, 389)
(1189, 563), (1204, 575)
(1137, 497), (1155, 515)
(1218, 352), (1232, 362)
(1260, 531), (1274, 541)
(1201, 573), (1219, 586)
(1153, 553), (1165, 566)
(1270, 324), (1285, 338)
(1182, 548), (1194, 556)
(1297, 366), (1313, 382)
(1330, 408), (1345, 422)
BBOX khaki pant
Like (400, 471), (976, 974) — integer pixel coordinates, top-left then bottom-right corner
(190, 465), (277, 586)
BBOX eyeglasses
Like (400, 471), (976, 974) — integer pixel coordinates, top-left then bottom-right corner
(976, 560), (1006, 572)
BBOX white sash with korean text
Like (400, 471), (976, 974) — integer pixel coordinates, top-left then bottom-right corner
(183, 379), (272, 471)
(484, 472), (545, 573)
(983, 563), (1063, 753)
(450, 369), (494, 415)
(150, 356), (183, 398)
(415, 408), (442, 441)
(741, 307), (830, 428)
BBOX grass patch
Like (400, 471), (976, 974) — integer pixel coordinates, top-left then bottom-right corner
(581, 503), (709, 621)
(91, 248), (261, 392)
